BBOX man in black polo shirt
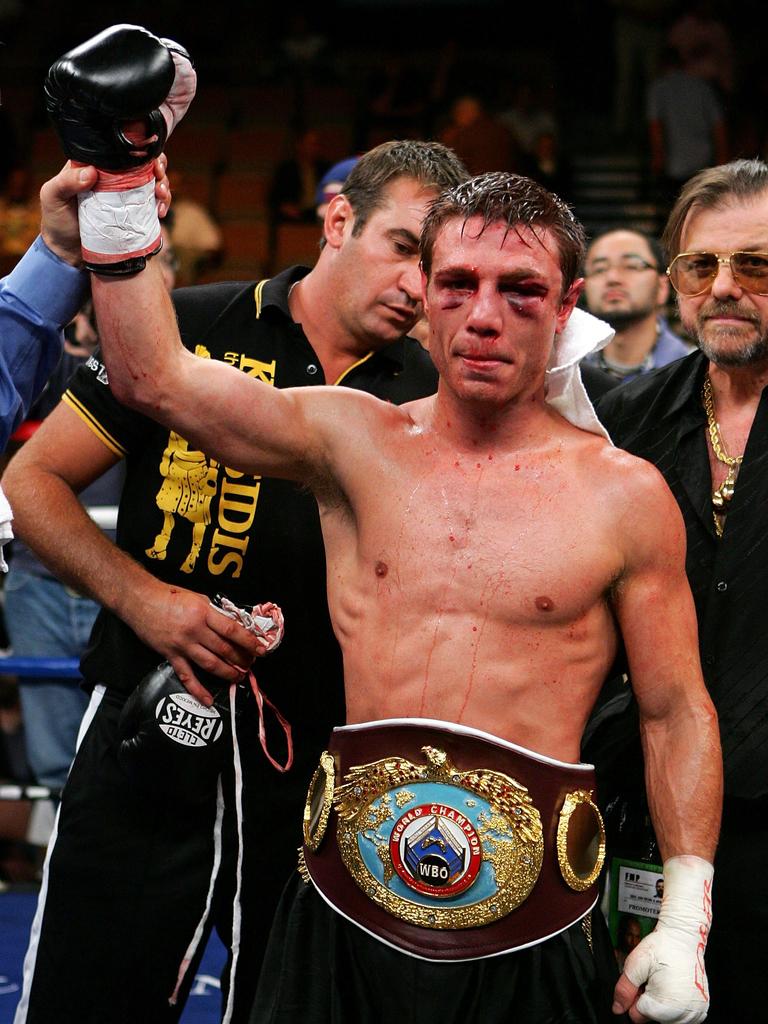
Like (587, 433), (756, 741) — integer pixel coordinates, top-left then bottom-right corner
(4, 140), (468, 1024)
(596, 158), (768, 1023)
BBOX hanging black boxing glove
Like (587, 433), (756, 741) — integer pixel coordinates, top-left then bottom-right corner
(118, 599), (286, 802)
(45, 24), (196, 274)
(118, 661), (234, 804)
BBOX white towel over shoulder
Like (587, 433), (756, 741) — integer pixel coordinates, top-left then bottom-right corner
(546, 307), (614, 441)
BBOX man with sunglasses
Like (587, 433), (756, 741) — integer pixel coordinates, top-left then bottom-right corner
(582, 229), (691, 382)
(597, 158), (768, 1023)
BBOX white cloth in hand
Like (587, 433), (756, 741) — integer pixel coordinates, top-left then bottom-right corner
(213, 596), (284, 652)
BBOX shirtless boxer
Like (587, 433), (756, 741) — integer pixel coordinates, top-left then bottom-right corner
(86, 163), (722, 1023)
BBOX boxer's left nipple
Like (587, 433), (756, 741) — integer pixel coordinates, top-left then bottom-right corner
(535, 595), (554, 612)
(375, 561), (388, 578)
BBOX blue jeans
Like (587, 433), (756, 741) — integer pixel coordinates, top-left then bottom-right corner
(3, 569), (97, 789)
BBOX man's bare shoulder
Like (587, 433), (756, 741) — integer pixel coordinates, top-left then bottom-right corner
(592, 441), (675, 505)
(511, 414), (675, 519)
(560, 425), (682, 533)
(560, 418), (665, 490)
(581, 439), (686, 569)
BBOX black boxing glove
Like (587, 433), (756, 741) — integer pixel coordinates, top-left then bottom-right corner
(118, 662), (233, 803)
(45, 24), (195, 274)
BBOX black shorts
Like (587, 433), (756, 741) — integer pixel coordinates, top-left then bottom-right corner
(250, 875), (624, 1024)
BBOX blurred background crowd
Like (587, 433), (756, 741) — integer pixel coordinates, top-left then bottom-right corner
(1, 0), (766, 285)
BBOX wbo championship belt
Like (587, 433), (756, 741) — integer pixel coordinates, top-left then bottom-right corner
(300, 718), (605, 961)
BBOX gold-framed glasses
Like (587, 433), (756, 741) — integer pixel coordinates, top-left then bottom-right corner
(667, 251), (768, 296)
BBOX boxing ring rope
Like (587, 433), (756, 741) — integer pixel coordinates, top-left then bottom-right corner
(0, 658), (81, 679)
(0, 783), (61, 801)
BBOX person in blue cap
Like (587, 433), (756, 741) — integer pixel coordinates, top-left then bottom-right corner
(315, 155), (360, 219)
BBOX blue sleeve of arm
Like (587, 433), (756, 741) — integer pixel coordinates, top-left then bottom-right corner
(0, 236), (88, 451)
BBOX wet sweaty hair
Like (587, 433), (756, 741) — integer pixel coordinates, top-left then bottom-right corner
(342, 140), (468, 236)
(662, 158), (768, 262)
(420, 172), (586, 293)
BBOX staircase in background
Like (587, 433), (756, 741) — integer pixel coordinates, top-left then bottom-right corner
(569, 152), (669, 243)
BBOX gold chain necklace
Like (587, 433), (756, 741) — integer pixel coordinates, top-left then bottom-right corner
(702, 376), (743, 537)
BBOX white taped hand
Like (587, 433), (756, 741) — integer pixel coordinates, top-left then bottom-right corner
(79, 176), (159, 263)
(620, 856), (713, 1024)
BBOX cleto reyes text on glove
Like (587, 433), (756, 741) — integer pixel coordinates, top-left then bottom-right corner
(45, 23), (196, 274)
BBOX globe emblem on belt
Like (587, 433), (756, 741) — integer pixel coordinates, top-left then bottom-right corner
(389, 803), (483, 898)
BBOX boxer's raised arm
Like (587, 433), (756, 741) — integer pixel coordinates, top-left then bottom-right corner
(45, 25), (335, 482)
(609, 453), (721, 1024)
(92, 261), (343, 484)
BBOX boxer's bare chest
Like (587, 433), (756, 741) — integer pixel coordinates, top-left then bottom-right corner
(322, 418), (621, 743)
(326, 425), (620, 633)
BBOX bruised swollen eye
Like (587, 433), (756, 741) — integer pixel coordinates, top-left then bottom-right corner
(441, 294), (470, 310)
(504, 291), (545, 312)
(438, 282), (473, 308)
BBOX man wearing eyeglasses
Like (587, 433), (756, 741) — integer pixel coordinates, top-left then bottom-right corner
(582, 229), (691, 382)
(596, 158), (768, 1023)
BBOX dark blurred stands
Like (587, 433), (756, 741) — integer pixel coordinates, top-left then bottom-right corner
(2, 2), (768, 281)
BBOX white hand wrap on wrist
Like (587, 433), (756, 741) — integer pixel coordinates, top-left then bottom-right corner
(624, 855), (713, 1024)
(79, 166), (160, 271)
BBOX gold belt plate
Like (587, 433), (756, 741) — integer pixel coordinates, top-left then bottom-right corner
(333, 745), (544, 930)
